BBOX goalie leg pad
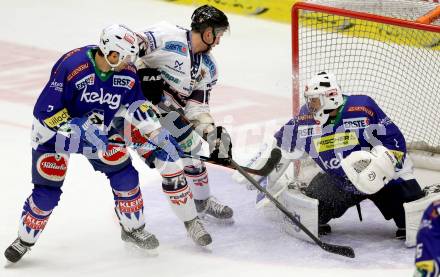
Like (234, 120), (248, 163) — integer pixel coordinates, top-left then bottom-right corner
(280, 188), (319, 242)
(404, 184), (440, 247)
(304, 172), (366, 224)
(369, 178), (424, 229)
(255, 158), (291, 209)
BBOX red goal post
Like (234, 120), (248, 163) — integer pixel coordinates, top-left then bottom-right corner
(291, 1), (440, 172)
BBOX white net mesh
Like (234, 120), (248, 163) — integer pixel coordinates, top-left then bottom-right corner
(293, 0), (440, 153)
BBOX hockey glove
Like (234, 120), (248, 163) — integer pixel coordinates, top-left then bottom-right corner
(67, 117), (108, 152)
(148, 128), (183, 163)
(341, 145), (397, 194)
(138, 68), (165, 105)
(207, 126), (232, 165)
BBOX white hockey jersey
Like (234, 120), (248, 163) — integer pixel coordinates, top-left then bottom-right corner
(136, 22), (218, 119)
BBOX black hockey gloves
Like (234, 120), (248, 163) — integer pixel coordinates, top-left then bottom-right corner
(138, 68), (164, 105)
(207, 126), (232, 165)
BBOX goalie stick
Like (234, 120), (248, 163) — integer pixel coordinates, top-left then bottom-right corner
(230, 158), (356, 258)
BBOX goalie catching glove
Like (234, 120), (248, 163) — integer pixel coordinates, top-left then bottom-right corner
(341, 145), (398, 195)
(206, 126), (232, 165)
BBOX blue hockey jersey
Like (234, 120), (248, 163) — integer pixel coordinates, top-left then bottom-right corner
(274, 95), (407, 193)
(31, 45), (160, 149)
(415, 200), (440, 277)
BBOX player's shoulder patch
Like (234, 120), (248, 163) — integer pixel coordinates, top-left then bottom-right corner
(60, 46), (96, 82)
(61, 48), (82, 63)
(163, 41), (188, 56)
(53, 46), (89, 76)
(296, 106), (316, 123)
(346, 104), (375, 117)
(297, 113), (314, 122)
(345, 94), (377, 116)
(67, 62), (90, 82)
(201, 54), (217, 78)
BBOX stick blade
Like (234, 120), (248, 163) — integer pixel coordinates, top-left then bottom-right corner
(269, 148), (282, 164)
(321, 243), (355, 258)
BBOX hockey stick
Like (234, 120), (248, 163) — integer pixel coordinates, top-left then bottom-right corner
(230, 158), (356, 258)
(181, 148), (282, 176)
(107, 139), (281, 176)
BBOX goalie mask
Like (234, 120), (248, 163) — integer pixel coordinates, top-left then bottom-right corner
(99, 24), (139, 68)
(304, 71), (343, 124)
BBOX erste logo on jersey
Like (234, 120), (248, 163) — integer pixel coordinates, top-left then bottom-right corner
(164, 41), (188, 56)
(80, 87), (121, 110)
(37, 153), (69, 182)
(343, 117), (369, 130)
(75, 73), (95, 90)
(298, 125), (322, 138)
(113, 75), (135, 90)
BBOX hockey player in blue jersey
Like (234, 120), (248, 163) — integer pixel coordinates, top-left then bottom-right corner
(250, 71), (424, 238)
(414, 200), (440, 277)
(4, 24), (185, 263)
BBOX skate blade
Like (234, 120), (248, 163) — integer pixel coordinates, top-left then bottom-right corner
(123, 242), (159, 257)
(186, 236), (213, 251)
(198, 213), (234, 225)
(4, 260), (16, 268)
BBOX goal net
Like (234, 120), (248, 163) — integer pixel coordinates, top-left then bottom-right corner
(291, 0), (440, 174)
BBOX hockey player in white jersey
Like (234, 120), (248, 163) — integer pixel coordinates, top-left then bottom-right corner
(134, 5), (234, 226)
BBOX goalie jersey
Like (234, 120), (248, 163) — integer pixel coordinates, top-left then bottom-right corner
(136, 22), (218, 118)
(415, 200), (440, 277)
(274, 94), (409, 193)
(31, 46), (160, 150)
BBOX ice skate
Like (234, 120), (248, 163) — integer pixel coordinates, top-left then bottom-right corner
(184, 217), (212, 247)
(121, 225), (159, 250)
(4, 237), (33, 263)
(195, 197), (234, 223)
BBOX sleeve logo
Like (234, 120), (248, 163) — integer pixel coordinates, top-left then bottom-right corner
(43, 108), (71, 128)
(164, 41), (188, 56)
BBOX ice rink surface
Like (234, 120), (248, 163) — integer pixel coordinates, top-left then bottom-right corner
(1, 0), (439, 276)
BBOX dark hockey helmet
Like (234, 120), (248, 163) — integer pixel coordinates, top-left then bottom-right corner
(191, 5), (229, 34)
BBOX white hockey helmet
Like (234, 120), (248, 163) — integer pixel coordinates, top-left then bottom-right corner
(304, 71), (343, 124)
(99, 24), (139, 68)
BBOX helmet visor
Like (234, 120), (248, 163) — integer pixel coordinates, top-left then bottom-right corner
(305, 94), (324, 114)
